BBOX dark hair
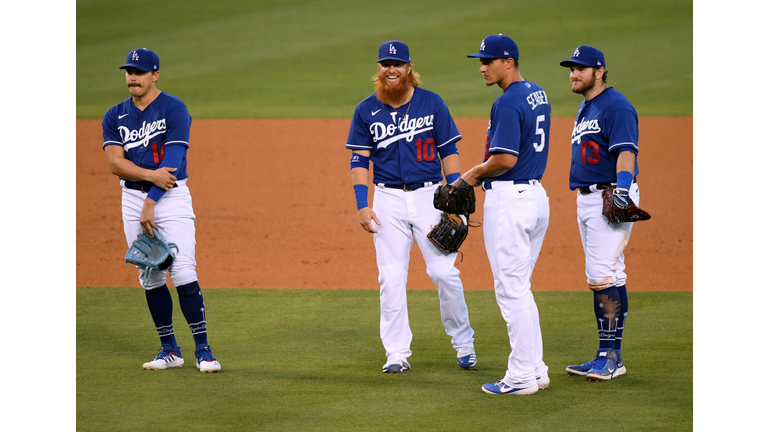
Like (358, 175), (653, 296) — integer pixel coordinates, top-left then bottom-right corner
(479, 58), (519, 68)
(601, 69), (608, 84)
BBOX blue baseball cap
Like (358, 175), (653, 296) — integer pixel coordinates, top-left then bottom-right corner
(119, 48), (160, 72)
(467, 34), (519, 60)
(378, 40), (410, 63)
(560, 45), (605, 68)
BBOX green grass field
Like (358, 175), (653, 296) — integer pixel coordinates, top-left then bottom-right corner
(76, 0), (692, 118)
(77, 288), (692, 431)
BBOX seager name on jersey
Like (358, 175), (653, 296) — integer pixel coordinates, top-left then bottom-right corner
(370, 114), (434, 149)
(570, 118), (602, 144)
(120, 118), (167, 150)
(526, 90), (549, 110)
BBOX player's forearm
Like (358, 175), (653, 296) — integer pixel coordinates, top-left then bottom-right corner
(350, 150), (371, 186)
(616, 151), (636, 175)
(107, 156), (156, 182)
(441, 154), (460, 181)
(351, 167), (369, 186)
(466, 153), (518, 183)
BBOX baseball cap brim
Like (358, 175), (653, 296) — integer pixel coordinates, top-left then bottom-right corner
(119, 62), (153, 72)
(377, 56), (409, 63)
(559, 59), (600, 68)
(467, 52), (499, 58)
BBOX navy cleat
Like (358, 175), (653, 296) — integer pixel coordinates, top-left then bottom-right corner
(482, 380), (538, 395)
(382, 358), (411, 373)
(457, 347), (477, 369)
(194, 344), (221, 373)
(585, 348), (620, 381)
(143, 345), (183, 370)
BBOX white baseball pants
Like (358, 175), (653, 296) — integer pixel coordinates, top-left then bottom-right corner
(483, 180), (549, 387)
(121, 179), (198, 290)
(576, 182), (640, 291)
(371, 184), (475, 361)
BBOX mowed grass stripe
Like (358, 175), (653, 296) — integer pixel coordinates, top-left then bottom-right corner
(76, 0), (692, 118)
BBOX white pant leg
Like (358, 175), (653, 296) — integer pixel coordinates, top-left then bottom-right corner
(577, 183), (639, 290)
(121, 181), (198, 290)
(483, 181), (549, 387)
(409, 185), (474, 349)
(372, 187), (414, 360)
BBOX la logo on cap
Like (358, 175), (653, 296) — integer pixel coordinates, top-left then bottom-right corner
(480, 40), (486, 51)
(573, 48), (581, 57)
(389, 44), (397, 54)
(131, 51), (140, 61)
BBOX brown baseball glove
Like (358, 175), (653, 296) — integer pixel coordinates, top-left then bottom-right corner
(427, 213), (469, 254)
(433, 179), (476, 215)
(601, 185), (651, 224)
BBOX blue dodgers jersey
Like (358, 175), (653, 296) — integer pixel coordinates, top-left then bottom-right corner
(482, 80), (551, 183)
(568, 87), (639, 190)
(346, 87), (461, 184)
(102, 92), (191, 180)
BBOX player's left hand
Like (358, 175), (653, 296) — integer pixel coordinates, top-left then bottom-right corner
(357, 207), (380, 234)
(140, 198), (159, 236)
(612, 188), (629, 209)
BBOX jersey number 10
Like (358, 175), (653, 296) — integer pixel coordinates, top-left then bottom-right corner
(414, 138), (436, 162)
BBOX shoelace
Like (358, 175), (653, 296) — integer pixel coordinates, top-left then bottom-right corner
(592, 357), (609, 370)
(155, 348), (178, 359)
(196, 347), (215, 361)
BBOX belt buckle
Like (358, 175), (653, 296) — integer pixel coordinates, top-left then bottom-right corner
(403, 184), (409, 191)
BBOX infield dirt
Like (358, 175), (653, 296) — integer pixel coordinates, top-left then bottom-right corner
(76, 118), (691, 291)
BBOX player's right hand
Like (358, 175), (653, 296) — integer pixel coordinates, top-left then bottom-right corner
(358, 207), (380, 233)
(150, 167), (178, 191)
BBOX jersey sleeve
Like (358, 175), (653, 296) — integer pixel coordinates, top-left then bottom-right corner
(607, 108), (639, 155)
(164, 102), (191, 148)
(346, 105), (374, 151)
(488, 103), (522, 155)
(433, 97), (461, 158)
(102, 106), (122, 149)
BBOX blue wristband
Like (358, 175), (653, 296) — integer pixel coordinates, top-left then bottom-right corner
(353, 184), (368, 210)
(445, 172), (460, 184)
(616, 171), (633, 190)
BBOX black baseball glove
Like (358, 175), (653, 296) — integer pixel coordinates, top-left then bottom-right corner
(601, 185), (651, 224)
(433, 179), (476, 215)
(427, 213), (469, 254)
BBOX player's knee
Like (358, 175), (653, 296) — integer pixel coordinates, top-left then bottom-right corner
(176, 280), (201, 297)
(170, 263), (198, 289)
(587, 277), (616, 292)
(139, 269), (168, 290)
(426, 264), (459, 286)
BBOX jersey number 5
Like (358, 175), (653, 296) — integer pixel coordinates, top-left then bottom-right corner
(580, 141), (599, 164)
(533, 115), (546, 152)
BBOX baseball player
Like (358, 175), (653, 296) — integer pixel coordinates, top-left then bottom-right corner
(559, 45), (639, 381)
(459, 34), (551, 395)
(347, 40), (476, 373)
(102, 48), (221, 373)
